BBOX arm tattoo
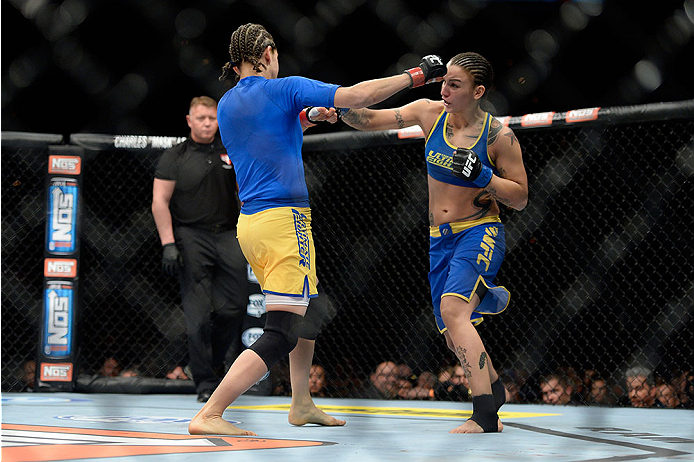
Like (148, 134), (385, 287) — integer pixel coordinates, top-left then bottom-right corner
(429, 212), (435, 226)
(394, 109), (405, 129)
(484, 184), (512, 208)
(341, 109), (369, 128)
(455, 346), (472, 380)
(488, 119), (503, 146)
(504, 130), (519, 146)
(479, 352), (487, 370)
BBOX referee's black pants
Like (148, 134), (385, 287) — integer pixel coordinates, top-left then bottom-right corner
(175, 225), (248, 393)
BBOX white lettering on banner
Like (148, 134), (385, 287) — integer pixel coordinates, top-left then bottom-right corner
(51, 157), (80, 172)
(150, 136), (186, 149)
(43, 365), (70, 377)
(47, 260), (75, 275)
(114, 135), (148, 149)
(47, 290), (69, 345)
(51, 189), (74, 243)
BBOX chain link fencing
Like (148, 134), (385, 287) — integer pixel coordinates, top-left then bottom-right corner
(2, 101), (693, 407)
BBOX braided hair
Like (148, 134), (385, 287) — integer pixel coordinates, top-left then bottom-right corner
(220, 23), (276, 82)
(448, 52), (494, 96)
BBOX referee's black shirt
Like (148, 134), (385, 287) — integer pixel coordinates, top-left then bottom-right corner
(154, 136), (240, 229)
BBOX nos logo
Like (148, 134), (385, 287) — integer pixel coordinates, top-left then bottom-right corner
(40, 362), (73, 381)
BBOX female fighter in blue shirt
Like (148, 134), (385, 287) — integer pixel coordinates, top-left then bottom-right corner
(188, 22), (446, 436)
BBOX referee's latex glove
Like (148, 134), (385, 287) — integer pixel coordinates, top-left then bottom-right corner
(162, 243), (183, 276)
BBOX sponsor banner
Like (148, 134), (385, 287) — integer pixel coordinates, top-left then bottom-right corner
(44, 258), (77, 278)
(247, 293), (266, 318)
(521, 111), (555, 127)
(113, 135), (186, 150)
(48, 155), (81, 175)
(39, 362), (73, 382)
(46, 177), (78, 254)
(496, 116), (511, 126)
(566, 107), (600, 123)
(396, 125), (425, 139)
(42, 280), (74, 357)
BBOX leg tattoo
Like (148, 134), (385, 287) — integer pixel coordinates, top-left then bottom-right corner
(455, 346), (472, 379)
(479, 352), (487, 370)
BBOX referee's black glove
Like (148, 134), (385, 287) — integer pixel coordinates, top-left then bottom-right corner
(162, 243), (183, 276)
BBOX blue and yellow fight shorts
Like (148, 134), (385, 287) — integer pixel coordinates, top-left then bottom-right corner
(429, 216), (510, 332)
(237, 206), (318, 299)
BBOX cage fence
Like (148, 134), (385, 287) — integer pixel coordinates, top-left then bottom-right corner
(2, 101), (693, 408)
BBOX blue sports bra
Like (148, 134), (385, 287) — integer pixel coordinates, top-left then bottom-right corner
(424, 110), (498, 187)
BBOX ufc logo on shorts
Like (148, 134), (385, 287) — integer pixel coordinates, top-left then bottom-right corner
(476, 226), (499, 271)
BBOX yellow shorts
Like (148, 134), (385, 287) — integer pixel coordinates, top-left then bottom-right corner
(237, 206), (318, 298)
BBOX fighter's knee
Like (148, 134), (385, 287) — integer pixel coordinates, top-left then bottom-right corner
(248, 311), (302, 369)
(440, 296), (474, 325)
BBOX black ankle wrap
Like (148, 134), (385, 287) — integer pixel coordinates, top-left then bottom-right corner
(469, 394), (499, 432)
(491, 377), (506, 411)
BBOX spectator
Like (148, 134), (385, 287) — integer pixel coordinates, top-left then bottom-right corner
(98, 357), (122, 377)
(120, 368), (140, 378)
(672, 370), (694, 409)
(20, 360), (36, 392)
(625, 366), (657, 408)
(166, 366), (190, 380)
(540, 373), (578, 405)
(152, 95), (248, 404)
(417, 371), (438, 390)
(308, 364), (328, 397)
(356, 361), (401, 399)
(432, 365), (472, 402)
(398, 370), (438, 400)
(587, 375), (618, 406)
(655, 382), (680, 409)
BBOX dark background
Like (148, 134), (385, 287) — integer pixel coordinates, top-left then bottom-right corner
(3, 0), (693, 137)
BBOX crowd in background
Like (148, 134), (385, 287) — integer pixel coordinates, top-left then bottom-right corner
(268, 358), (694, 409)
(19, 356), (693, 410)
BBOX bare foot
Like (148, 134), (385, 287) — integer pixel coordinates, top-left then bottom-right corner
(188, 414), (257, 436)
(288, 403), (346, 427)
(449, 418), (503, 434)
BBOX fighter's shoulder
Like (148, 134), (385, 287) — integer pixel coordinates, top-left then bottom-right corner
(488, 115), (519, 148)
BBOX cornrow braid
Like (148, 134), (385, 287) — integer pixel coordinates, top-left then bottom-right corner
(448, 52), (494, 95)
(220, 23), (276, 82)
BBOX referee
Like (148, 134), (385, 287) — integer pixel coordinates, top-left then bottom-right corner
(152, 96), (248, 403)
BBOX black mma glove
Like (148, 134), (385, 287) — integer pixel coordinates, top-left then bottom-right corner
(450, 147), (493, 188)
(404, 55), (447, 88)
(162, 243), (183, 276)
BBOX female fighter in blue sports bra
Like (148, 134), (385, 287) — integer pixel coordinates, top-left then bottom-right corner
(187, 23), (446, 436)
(342, 52), (529, 433)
